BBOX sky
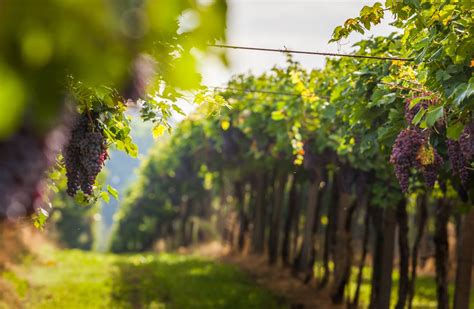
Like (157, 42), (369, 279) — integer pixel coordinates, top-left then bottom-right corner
(199, 0), (398, 86)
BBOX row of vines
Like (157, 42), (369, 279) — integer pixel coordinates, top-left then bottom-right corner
(111, 1), (473, 309)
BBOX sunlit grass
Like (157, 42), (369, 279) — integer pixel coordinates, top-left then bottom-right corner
(314, 261), (474, 308)
(6, 250), (285, 309)
(4, 250), (473, 308)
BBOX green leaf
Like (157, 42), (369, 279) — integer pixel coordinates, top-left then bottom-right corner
(171, 104), (186, 116)
(33, 208), (49, 230)
(409, 96), (430, 109)
(329, 26), (345, 42)
(412, 108), (426, 125)
(447, 122), (464, 140)
(425, 106), (443, 127)
(100, 191), (110, 203)
(124, 141), (138, 158)
(107, 185), (119, 200)
(451, 79), (474, 106)
(271, 110), (285, 121)
(435, 70), (451, 82)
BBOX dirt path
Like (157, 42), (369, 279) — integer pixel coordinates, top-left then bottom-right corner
(221, 254), (342, 309)
(185, 242), (342, 309)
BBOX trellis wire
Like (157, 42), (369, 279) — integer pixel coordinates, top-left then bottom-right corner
(208, 44), (414, 62)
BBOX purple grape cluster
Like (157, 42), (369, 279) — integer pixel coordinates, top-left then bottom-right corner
(390, 128), (426, 192)
(459, 122), (473, 161)
(421, 150), (443, 188)
(446, 139), (470, 187)
(63, 114), (108, 196)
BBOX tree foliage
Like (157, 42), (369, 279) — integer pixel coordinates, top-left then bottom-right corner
(0, 0), (227, 220)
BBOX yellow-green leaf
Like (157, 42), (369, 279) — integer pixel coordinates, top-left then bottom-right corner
(152, 124), (166, 138)
(107, 185), (119, 200)
(100, 191), (110, 203)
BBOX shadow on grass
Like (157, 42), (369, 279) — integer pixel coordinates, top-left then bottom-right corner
(110, 254), (286, 309)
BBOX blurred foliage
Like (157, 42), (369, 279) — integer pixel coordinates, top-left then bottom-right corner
(48, 192), (97, 250)
(0, 0), (227, 139)
(45, 164), (104, 249)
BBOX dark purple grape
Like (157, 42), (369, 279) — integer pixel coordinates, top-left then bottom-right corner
(447, 139), (470, 188)
(421, 149), (443, 188)
(390, 128), (426, 192)
(62, 113), (108, 197)
(459, 122), (473, 161)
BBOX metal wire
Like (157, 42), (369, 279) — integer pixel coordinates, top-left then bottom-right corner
(207, 86), (318, 98)
(208, 44), (413, 62)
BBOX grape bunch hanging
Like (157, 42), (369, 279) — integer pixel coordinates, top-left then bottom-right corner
(447, 122), (473, 188)
(390, 98), (443, 192)
(63, 113), (108, 197)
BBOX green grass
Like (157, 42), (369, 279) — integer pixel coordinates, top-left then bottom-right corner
(314, 262), (474, 308)
(7, 250), (285, 309)
(4, 250), (473, 308)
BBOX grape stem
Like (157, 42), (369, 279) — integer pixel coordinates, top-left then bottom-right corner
(380, 82), (437, 97)
(84, 105), (96, 132)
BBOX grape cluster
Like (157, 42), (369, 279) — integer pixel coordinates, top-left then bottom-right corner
(421, 149), (443, 188)
(63, 114), (108, 196)
(390, 128), (443, 192)
(446, 139), (470, 187)
(459, 122), (473, 161)
(390, 128), (426, 192)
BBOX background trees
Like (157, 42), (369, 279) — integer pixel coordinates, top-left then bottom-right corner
(111, 2), (473, 307)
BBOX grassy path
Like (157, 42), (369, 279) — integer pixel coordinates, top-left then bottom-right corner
(3, 250), (285, 309)
(4, 248), (471, 308)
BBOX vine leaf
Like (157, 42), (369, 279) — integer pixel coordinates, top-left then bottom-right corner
(412, 108), (426, 125)
(425, 106), (443, 127)
(100, 191), (110, 203)
(107, 185), (119, 200)
(447, 122), (464, 140)
(450, 79), (474, 106)
(33, 208), (49, 230)
(152, 124), (167, 138)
